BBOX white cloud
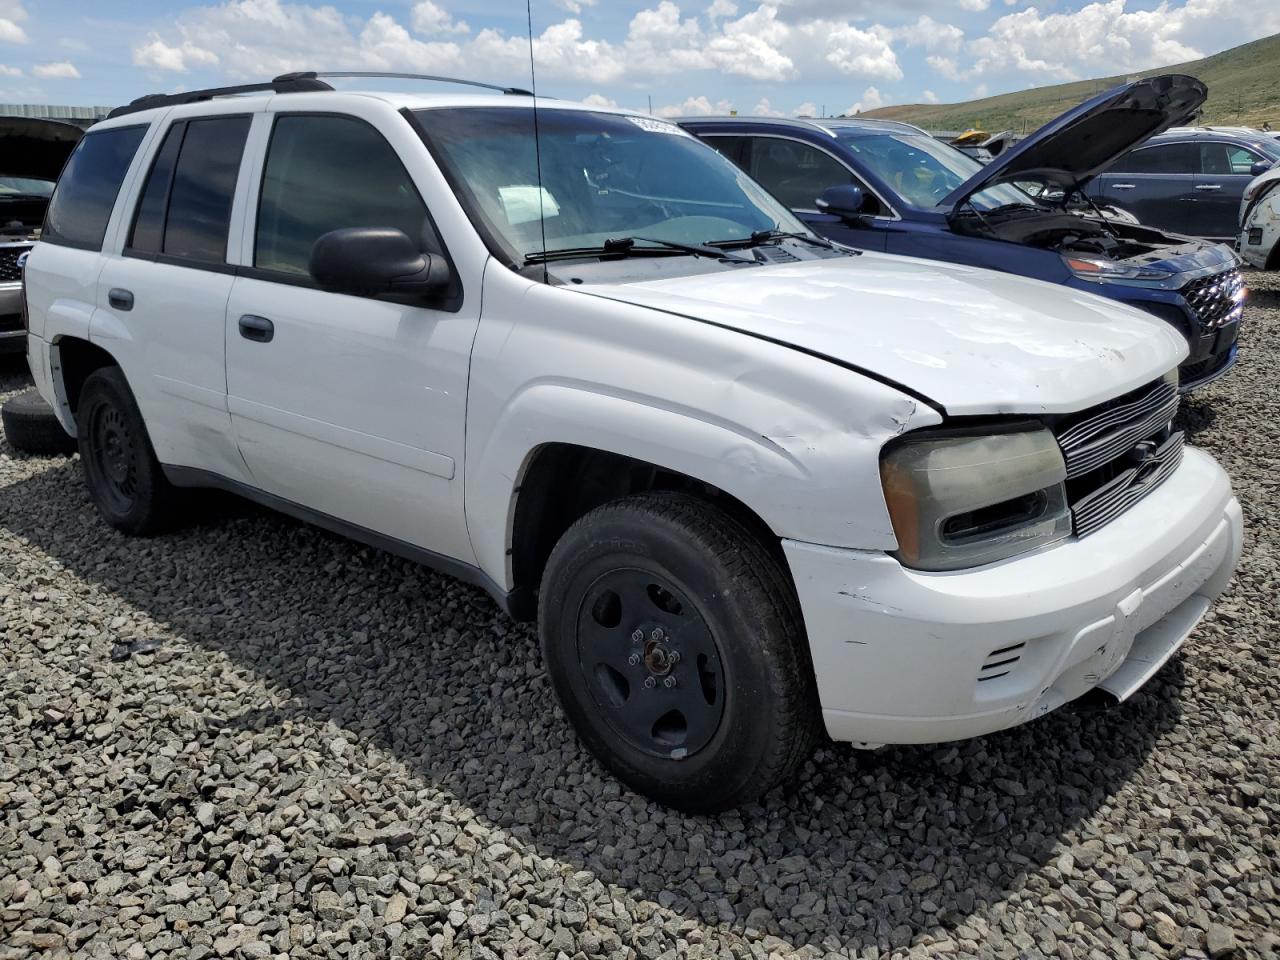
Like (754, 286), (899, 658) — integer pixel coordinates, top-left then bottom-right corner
(132, 35), (219, 72)
(844, 85), (887, 114)
(655, 94), (732, 118)
(954, 0), (1280, 82)
(958, 0), (990, 10)
(555, 0), (596, 13)
(581, 92), (618, 109)
(792, 101), (816, 117)
(409, 1), (469, 36)
(796, 18), (901, 81)
(752, 96), (786, 117)
(893, 15), (964, 53)
(32, 60), (79, 79)
(922, 88), (940, 103)
(927, 54), (965, 81)
(0, 0), (28, 44)
(0, 63), (20, 76)
(707, 0), (738, 22)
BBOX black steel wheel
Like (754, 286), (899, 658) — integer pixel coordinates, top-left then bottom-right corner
(539, 492), (821, 812)
(575, 566), (726, 759)
(76, 366), (179, 535)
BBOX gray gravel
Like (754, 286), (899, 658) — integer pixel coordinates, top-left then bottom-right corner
(2, 277), (1279, 960)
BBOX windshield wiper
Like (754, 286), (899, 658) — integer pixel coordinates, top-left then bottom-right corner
(525, 236), (751, 265)
(710, 229), (846, 252)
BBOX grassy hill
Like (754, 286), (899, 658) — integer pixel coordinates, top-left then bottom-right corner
(863, 32), (1280, 133)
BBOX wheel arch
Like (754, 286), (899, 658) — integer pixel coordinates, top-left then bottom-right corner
(47, 335), (123, 434)
(506, 442), (790, 622)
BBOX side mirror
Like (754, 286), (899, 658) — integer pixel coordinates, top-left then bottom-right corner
(310, 227), (451, 299)
(815, 184), (869, 222)
(1250, 160), (1273, 178)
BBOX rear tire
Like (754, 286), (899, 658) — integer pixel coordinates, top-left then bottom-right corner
(1, 388), (77, 456)
(76, 367), (179, 535)
(538, 492), (821, 812)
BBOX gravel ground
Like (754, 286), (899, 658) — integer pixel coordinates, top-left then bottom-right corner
(2, 277), (1279, 960)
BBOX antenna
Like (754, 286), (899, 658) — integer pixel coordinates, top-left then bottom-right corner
(527, 0), (548, 283)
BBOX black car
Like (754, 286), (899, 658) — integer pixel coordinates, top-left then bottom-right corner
(1089, 126), (1280, 239)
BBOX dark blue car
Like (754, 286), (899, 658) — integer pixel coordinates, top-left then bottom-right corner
(680, 75), (1244, 390)
(1089, 126), (1280, 239)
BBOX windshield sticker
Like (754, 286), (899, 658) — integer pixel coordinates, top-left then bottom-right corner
(626, 116), (688, 136)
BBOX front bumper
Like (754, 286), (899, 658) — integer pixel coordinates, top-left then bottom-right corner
(785, 446), (1242, 746)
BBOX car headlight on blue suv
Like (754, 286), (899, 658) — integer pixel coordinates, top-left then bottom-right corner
(1062, 255), (1175, 282)
(880, 426), (1072, 571)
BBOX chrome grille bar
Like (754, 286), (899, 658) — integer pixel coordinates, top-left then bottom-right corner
(1071, 432), (1185, 538)
(1058, 378), (1179, 480)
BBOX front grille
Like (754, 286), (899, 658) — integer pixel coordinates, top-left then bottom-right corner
(1054, 376), (1183, 538)
(1182, 269), (1244, 330)
(1071, 432), (1184, 538)
(0, 245), (28, 283)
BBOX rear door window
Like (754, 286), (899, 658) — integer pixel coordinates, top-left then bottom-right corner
(745, 136), (858, 211)
(127, 116), (251, 264)
(254, 114), (431, 277)
(1198, 143), (1262, 175)
(42, 125), (147, 250)
(1114, 143), (1197, 174)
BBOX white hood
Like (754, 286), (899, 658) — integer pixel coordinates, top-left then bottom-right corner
(588, 252), (1187, 416)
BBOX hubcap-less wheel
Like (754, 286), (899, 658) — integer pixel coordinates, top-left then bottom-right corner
(575, 568), (725, 759)
(87, 403), (138, 515)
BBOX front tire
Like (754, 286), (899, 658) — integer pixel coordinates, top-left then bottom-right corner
(76, 366), (179, 535)
(539, 492), (821, 812)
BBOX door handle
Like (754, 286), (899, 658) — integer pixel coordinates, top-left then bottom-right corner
(1111, 183), (1136, 190)
(108, 288), (134, 311)
(238, 314), (275, 343)
(1195, 184), (1222, 191)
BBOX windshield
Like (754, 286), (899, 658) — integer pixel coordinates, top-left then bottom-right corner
(0, 176), (54, 198)
(416, 107), (804, 263)
(835, 131), (1032, 210)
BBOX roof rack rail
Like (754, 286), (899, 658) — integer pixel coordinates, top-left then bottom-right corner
(106, 74), (333, 119)
(105, 70), (532, 121)
(278, 71), (534, 97)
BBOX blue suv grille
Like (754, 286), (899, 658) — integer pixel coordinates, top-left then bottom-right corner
(1182, 269), (1244, 330)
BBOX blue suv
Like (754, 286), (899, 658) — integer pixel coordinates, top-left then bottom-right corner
(681, 75), (1244, 391)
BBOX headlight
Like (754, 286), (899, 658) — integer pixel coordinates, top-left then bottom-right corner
(1063, 255), (1174, 282)
(880, 426), (1072, 571)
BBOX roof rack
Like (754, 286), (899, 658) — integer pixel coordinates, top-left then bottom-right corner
(106, 74), (332, 119)
(281, 71), (534, 97)
(107, 70), (532, 120)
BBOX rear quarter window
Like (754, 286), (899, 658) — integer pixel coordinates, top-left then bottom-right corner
(42, 125), (148, 250)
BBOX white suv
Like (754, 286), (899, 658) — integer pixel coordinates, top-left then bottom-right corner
(23, 74), (1243, 811)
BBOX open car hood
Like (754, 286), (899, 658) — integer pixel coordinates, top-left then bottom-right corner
(0, 116), (83, 180)
(941, 74), (1207, 209)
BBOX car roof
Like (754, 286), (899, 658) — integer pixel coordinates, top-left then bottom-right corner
(1150, 126), (1271, 145)
(677, 115), (929, 138)
(90, 88), (647, 131)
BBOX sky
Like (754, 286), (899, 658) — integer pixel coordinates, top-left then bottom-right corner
(0, 0), (1277, 116)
